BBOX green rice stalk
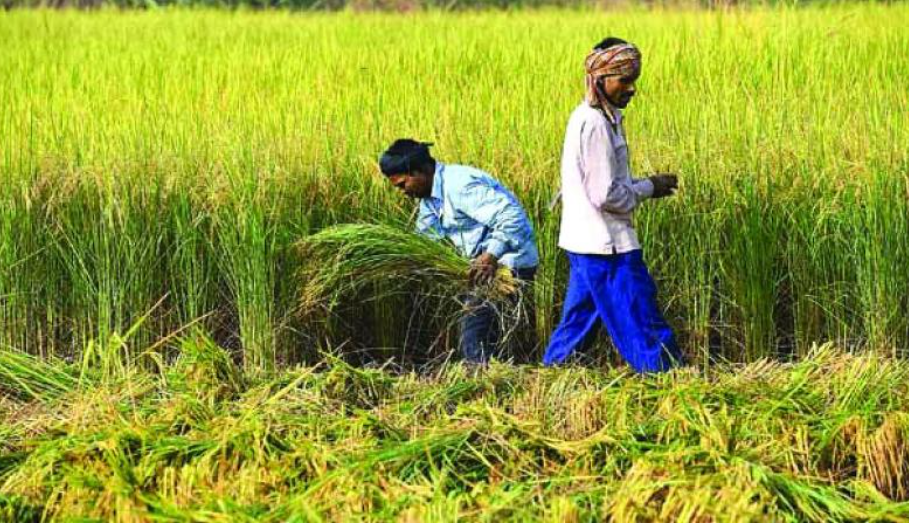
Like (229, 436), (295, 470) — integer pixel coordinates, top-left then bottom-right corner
(296, 223), (519, 315)
(0, 347), (78, 402)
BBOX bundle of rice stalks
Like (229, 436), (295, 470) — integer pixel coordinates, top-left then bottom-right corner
(169, 333), (245, 401)
(295, 223), (520, 315)
(0, 348), (78, 402)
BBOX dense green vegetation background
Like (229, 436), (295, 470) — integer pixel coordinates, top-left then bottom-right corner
(2, 7), (909, 522)
(0, 0), (840, 11)
(1, 6), (908, 371)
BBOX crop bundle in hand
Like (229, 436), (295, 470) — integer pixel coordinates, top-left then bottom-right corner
(296, 223), (520, 316)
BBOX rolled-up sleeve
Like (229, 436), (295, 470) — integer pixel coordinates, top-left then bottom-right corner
(580, 120), (651, 214)
(457, 181), (529, 260)
(632, 177), (655, 198)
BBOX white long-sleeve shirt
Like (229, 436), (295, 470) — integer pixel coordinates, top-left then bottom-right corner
(557, 101), (654, 255)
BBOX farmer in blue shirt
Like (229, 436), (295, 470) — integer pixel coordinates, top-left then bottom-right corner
(379, 138), (539, 364)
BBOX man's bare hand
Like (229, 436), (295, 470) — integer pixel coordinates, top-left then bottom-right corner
(649, 174), (678, 198)
(469, 252), (499, 286)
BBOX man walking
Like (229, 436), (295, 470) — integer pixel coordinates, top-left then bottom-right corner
(379, 139), (539, 364)
(543, 37), (684, 372)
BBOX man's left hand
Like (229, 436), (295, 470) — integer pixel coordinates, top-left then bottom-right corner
(649, 173), (679, 198)
(469, 252), (499, 286)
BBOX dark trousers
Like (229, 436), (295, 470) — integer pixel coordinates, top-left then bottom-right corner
(459, 266), (536, 364)
(543, 250), (683, 373)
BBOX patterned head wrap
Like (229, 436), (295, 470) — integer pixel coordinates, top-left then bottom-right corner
(584, 43), (642, 110)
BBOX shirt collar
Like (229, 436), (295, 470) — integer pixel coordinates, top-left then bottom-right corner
(602, 103), (623, 126)
(585, 100), (623, 126)
(430, 162), (445, 202)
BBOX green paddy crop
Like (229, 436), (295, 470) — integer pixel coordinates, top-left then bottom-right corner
(295, 223), (539, 361)
(296, 223), (521, 312)
(0, 5), (908, 366)
(0, 7), (909, 522)
(2, 6), (909, 520)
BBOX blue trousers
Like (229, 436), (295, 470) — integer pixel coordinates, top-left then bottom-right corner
(460, 267), (536, 363)
(543, 250), (682, 373)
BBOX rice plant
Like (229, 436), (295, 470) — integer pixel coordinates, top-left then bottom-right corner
(3, 337), (909, 521)
(296, 223), (519, 312)
(0, 5), (907, 519)
(0, 6), (906, 365)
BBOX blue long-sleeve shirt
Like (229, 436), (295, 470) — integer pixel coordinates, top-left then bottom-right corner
(416, 163), (539, 270)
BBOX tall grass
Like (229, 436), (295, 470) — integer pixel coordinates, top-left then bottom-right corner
(0, 6), (907, 368)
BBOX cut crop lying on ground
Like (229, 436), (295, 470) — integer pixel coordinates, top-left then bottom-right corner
(2, 338), (909, 522)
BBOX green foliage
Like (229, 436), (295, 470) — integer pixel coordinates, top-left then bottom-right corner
(0, 348), (78, 402)
(296, 223), (519, 316)
(0, 0), (809, 11)
(0, 7), (907, 369)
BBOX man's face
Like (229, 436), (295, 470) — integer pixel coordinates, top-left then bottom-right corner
(601, 68), (640, 109)
(387, 172), (432, 199)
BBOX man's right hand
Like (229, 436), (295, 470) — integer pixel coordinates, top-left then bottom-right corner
(468, 252), (499, 287)
(649, 174), (678, 198)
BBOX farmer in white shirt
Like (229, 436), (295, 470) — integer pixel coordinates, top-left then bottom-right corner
(543, 37), (684, 372)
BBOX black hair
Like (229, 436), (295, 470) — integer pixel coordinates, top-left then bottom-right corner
(593, 37), (628, 51)
(379, 139), (436, 177)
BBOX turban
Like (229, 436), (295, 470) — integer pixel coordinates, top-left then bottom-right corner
(379, 139), (434, 176)
(584, 43), (642, 110)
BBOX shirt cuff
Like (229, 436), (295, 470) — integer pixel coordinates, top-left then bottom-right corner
(633, 178), (654, 199)
(485, 239), (509, 260)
